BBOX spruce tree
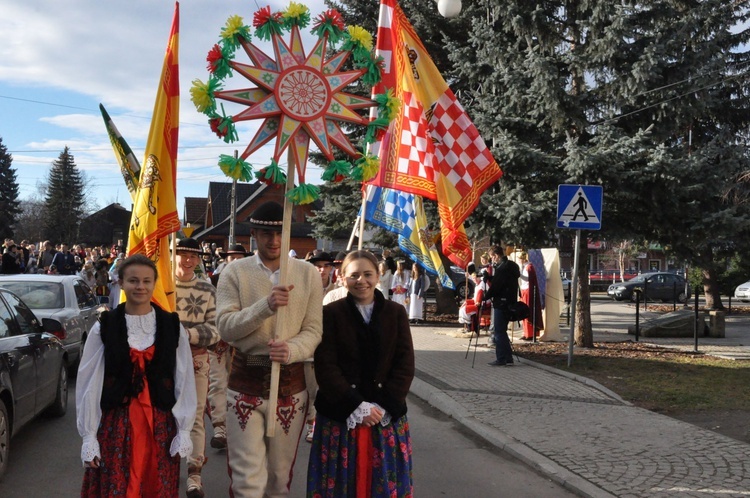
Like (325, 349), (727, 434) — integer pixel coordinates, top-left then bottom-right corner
(42, 146), (85, 244)
(0, 137), (21, 241)
(452, 0), (750, 342)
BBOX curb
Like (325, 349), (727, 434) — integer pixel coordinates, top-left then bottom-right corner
(410, 377), (616, 498)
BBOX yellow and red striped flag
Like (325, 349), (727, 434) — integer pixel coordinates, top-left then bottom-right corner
(126, 2), (181, 311)
(367, 0), (502, 267)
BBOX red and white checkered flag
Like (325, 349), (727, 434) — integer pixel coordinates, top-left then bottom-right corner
(367, 0), (502, 267)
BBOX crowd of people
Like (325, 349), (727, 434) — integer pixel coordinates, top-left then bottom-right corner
(72, 201), (416, 498)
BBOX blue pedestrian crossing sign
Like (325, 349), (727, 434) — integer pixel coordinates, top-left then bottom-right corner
(557, 185), (603, 230)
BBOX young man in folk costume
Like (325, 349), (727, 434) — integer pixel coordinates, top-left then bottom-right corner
(216, 201), (323, 497)
(174, 238), (220, 498)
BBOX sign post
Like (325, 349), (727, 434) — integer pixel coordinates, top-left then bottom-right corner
(557, 185), (603, 366)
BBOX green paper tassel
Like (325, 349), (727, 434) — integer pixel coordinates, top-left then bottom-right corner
(374, 89), (400, 122)
(311, 10), (346, 45)
(218, 154), (253, 181)
(351, 154), (380, 182)
(255, 159), (287, 186)
(321, 160), (351, 182)
(206, 44), (234, 80)
(358, 54), (384, 86)
(364, 115), (391, 145)
(209, 104), (238, 143)
(286, 183), (320, 204)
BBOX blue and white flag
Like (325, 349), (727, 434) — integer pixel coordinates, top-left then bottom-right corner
(364, 185), (454, 290)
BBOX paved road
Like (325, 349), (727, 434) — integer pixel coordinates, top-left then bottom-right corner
(0, 379), (575, 497)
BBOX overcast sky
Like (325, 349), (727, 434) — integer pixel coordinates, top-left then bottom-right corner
(0, 0), (332, 218)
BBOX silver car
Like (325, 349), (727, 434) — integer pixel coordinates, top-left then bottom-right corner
(0, 275), (105, 371)
(734, 280), (750, 302)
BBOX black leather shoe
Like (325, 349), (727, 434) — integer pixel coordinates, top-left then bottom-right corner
(487, 360), (507, 366)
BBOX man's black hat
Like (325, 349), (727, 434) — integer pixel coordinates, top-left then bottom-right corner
(219, 243), (249, 258)
(333, 251), (348, 265)
(307, 251), (334, 265)
(175, 238), (206, 254)
(246, 202), (284, 231)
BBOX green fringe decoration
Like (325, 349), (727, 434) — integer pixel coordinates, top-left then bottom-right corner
(255, 159), (287, 186)
(358, 54), (384, 86)
(321, 160), (351, 182)
(364, 115), (391, 145)
(374, 89), (400, 122)
(209, 104), (238, 143)
(218, 154), (253, 181)
(286, 183), (320, 204)
(282, 2), (311, 29)
(207, 44), (234, 80)
(351, 154), (380, 182)
(311, 10), (346, 45)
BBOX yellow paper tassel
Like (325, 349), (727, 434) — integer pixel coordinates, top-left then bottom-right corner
(284, 2), (308, 21)
(190, 79), (214, 114)
(222, 15), (246, 41)
(346, 25), (373, 51)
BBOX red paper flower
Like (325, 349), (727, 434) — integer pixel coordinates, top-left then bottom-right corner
(253, 6), (282, 28)
(209, 117), (227, 138)
(206, 44), (223, 73)
(313, 9), (345, 31)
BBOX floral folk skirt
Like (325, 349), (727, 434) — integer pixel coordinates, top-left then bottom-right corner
(81, 405), (179, 497)
(307, 413), (413, 498)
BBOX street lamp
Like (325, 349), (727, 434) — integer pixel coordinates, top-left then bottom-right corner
(437, 0), (462, 18)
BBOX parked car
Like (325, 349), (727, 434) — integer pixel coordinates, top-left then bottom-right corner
(0, 275), (105, 372)
(734, 280), (750, 302)
(607, 272), (690, 303)
(0, 288), (68, 480)
(428, 265), (476, 304)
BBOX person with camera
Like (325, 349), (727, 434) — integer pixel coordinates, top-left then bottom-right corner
(483, 244), (520, 366)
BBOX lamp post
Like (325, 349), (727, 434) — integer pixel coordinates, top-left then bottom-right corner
(436, 0), (462, 18)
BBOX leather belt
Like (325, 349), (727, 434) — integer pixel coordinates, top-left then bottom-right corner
(228, 352), (305, 398)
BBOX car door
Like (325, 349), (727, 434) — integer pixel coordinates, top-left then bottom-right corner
(2, 291), (59, 414)
(0, 293), (37, 429)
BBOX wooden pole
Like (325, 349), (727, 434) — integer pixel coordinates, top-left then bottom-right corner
(266, 148), (296, 437)
(357, 188), (367, 250)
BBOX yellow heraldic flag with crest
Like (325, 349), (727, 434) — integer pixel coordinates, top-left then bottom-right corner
(367, 0), (503, 267)
(126, 2), (181, 312)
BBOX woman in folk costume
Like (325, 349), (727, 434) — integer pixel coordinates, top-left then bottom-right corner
(308, 251), (415, 497)
(76, 254), (197, 497)
(519, 251), (544, 341)
(389, 259), (411, 309)
(377, 260), (392, 299)
(407, 262), (429, 324)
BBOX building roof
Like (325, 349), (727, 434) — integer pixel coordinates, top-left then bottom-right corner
(184, 197), (208, 226)
(208, 182), (263, 226)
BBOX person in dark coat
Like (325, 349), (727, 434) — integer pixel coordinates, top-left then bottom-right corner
(308, 250), (415, 497)
(483, 244), (521, 366)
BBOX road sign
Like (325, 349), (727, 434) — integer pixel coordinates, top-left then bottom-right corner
(557, 185), (603, 230)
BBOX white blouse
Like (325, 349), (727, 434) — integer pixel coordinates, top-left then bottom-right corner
(75, 310), (197, 464)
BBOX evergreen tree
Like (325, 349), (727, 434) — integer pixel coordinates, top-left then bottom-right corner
(42, 146), (85, 244)
(452, 0), (750, 343)
(0, 137), (21, 241)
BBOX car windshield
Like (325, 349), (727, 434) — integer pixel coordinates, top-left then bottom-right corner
(629, 275), (650, 283)
(0, 281), (65, 309)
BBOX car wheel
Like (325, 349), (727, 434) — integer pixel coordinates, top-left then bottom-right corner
(677, 291), (687, 304)
(455, 282), (467, 305)
(0, 401), (9, 481)
(46, 363), (68, 418)
(629, 291), (639, 303)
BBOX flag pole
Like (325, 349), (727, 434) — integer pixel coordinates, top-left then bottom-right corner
(357, 190), (367, 250)
(266, 148), (296, 437)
